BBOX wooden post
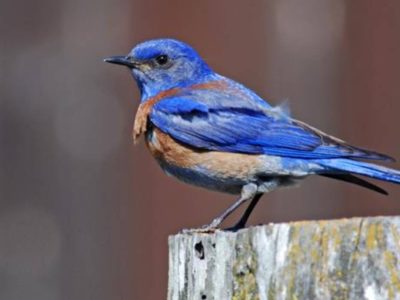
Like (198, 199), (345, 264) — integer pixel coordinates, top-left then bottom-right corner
(168, 216), (400, 300)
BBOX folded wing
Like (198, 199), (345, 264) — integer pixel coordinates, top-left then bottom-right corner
(150, 95), (393, 161)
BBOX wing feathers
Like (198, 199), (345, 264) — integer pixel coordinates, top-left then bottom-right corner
(150, 94), (392, 161)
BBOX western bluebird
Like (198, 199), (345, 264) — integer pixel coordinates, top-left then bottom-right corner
(105, 38), (400, 231)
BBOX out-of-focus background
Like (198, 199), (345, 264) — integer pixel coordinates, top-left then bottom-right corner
(1, 0), (399, 299)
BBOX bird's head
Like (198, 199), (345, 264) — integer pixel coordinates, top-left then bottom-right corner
(105, 39), (213, 100)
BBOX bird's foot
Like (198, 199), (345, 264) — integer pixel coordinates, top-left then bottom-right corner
(181, 218), (222, 234)
(224, 222), (246, 232)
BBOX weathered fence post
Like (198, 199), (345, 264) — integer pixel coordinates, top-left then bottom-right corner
(168, 216), (400, 300)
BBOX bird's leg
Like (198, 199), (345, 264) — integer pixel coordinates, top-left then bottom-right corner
(183, 184), (258, 233)
(203, 183), (258, 230)
(227, 193), (263, 232)
(226, 179), (280, 231)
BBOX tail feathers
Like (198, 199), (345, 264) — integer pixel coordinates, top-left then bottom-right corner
(319, 173), (388, 195)
(318, 158), (400, 185)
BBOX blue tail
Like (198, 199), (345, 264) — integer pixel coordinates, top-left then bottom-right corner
(317, 158), (400, 184)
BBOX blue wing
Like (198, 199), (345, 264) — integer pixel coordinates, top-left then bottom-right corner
(150, 90), (393, 161)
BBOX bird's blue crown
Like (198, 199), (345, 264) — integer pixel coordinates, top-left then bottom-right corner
(127, 38), (213, 100)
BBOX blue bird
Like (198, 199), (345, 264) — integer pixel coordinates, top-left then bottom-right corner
(105, 38), (400, 231)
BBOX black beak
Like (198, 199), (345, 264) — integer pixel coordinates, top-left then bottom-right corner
(104, 56), (137, 68)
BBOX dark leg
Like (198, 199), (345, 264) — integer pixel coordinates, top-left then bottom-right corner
(183, 183), (258, 233)
(228, 193), (263, 231)
(231, 179), (283, 230)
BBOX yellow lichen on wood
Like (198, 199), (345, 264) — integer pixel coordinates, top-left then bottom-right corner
(232, 236), (259, 300)
(366, 223), (378, 250)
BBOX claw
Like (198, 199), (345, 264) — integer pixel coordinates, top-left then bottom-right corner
(180, 227), (218, 234)
(180, 220), (221, 234)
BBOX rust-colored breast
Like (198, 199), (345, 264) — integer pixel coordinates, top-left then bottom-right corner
(133, 99), (155, 143)
(146, 128), (199, 168)
(133, 87), (180, 143)
(147, 128), (262, 180)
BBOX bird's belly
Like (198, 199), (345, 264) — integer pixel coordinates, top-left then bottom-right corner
(145, 127), (271, 194)
(157, 161), (245, 194)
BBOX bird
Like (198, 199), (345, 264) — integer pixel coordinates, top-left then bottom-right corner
(105, 38), (400, 232)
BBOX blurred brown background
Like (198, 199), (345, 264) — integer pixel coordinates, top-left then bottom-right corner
(1, 0), (399, 299)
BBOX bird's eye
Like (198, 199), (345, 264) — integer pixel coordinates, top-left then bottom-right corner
(155, 55), (169, 66)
